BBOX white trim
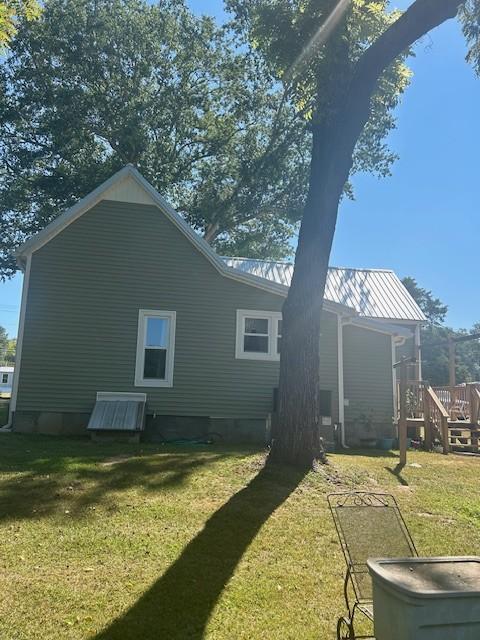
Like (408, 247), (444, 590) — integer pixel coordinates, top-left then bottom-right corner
(97, 392), (147, 402)
(9, 254), (31, 415)
(235, 309), (282, 361)
(415, 323), (422, 380)
(337, 315), (345, 428)
(391, 336), (398, 424)
(344, 317), (412, 339)
(134, 310), (176, 387)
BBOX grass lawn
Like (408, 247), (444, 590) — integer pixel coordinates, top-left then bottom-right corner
(0, 435), (479, 639)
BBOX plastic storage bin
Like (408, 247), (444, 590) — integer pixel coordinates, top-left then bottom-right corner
(367, 556), (480, 640)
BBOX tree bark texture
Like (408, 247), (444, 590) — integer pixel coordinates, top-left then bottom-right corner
(271, 0), (464, 466)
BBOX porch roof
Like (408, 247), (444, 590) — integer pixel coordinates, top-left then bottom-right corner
(222, 258), (426, 323)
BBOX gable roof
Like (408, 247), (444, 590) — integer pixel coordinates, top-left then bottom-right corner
(16, 165), (425, 323)
(222, 258), (426, 322)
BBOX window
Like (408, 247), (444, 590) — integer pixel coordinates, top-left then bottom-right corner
(276, 319), (282, 355)
(319, 390), (332, 417)
(236, 310), (282, 361)
(135, 310), (176, 387)
(1, 374), (8, 384)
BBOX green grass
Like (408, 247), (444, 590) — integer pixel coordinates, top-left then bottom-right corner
(0, 435), (479, 639)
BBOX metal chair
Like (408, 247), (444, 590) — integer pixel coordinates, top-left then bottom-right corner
(328, 491), (418, 639)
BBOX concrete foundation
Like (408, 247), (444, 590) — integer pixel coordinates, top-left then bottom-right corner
(13, 410), (269, 445)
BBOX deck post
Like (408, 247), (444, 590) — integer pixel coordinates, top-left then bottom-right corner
(422, 383), (432, 451)
(393, 356), (416, 467)
(441, 415), (449, 455)
(399, 360), (407, 466)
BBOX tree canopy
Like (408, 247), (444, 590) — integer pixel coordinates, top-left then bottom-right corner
(0, 326), (16, 364)
(402, 276), (448, 325)
(1, 0), (418, 278)
(402, 276), (479, 385)
(0, 0), (309, 277)
(0, 0), (39, 48)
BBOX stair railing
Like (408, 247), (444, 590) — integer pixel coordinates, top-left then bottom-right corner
(468, 383), (480, 425)
(422, 383), (450, 454)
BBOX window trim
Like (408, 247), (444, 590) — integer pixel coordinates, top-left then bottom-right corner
(135, 310), (176, 387)
(235, 309), (282, 361)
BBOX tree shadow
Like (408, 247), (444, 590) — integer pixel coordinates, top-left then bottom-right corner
(0, 436), (236, 522)
(334, 448), (399, 459)
(92, 462), (307, 640)
(385, 463), (409, 486)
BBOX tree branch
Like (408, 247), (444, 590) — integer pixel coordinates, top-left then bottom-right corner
(356, 0), (464, 84)
(324, 0), (465, 199)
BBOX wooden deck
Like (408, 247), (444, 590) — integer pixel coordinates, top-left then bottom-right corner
(401, 382), (480, 454)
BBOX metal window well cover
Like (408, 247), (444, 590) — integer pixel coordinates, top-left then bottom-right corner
(87, 392), (146, 432)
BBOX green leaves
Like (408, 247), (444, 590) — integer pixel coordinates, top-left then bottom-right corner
(461, 0), (480, 74)
(0, 0), (310, 276)
(227, 0), (413, 184)
(0, 0), (40, 48)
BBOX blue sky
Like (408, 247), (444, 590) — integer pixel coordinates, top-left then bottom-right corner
(0, 1), (479, 337)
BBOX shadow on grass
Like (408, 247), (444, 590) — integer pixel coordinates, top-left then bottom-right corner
(332, 448), (399, 459)
(93, 462), (306, 640)
(385, 463), (409, 486)
(0, 435), (237, 522)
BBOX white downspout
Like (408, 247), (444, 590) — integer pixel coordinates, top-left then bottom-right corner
(337, 315), (349, 448)
(415, 323), (422, 381)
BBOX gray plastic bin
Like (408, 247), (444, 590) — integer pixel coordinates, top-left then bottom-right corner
(367, 556), (480, 640)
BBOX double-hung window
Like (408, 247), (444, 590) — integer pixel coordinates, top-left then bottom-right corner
(236, 310), (282, 361)
(135, 310), (176, 387)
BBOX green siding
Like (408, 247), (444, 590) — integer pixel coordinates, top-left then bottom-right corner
(319, 311), (339, 422)
(16, 199), (339, 421)
(343, 325), (394, 440)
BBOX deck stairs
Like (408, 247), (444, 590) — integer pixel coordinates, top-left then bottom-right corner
(402, 383), (480, 454)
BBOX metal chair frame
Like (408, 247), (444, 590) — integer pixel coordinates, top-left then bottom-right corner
(328, 491), (418, 639)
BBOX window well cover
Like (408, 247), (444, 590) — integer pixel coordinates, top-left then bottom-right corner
(87, 392), (146, 432)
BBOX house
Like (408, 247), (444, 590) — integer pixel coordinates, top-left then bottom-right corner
(0, 366), (14, 398)
(8, 165), (425, 447)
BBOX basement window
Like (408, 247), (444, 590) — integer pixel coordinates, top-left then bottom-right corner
(135, 310), (176, 387)
(236, 310), (282, 361)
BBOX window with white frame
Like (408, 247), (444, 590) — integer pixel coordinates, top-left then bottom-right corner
(236, 310), (282, 361)
(135, 310), (176, 387)
(1, 374), (8, 384)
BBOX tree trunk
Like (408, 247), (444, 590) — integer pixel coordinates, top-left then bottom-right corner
(270, 117), (351, 466)
(270, 0), (464, 466)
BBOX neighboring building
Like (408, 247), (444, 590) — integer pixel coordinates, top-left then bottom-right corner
(0, 366), (14, 398)
(9, 166), (425, 446)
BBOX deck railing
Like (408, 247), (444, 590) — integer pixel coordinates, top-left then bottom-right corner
(423, 384), (450, 453)
(432, 383), (480, 423)
(398, 381), (450, 453)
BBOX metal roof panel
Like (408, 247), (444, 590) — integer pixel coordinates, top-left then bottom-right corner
(222, 258), (425, 322)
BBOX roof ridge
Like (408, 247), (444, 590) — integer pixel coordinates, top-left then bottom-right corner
(223, 256), (395, 273)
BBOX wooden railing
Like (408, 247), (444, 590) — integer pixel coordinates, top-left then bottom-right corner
(432, 383), (480, 423)
(470, 385), (480, 425)
(423, 384), (450, 453)
(398, 381), (450, 453)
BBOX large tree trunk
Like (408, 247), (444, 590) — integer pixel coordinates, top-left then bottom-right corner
(270, 0), (464, 466)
